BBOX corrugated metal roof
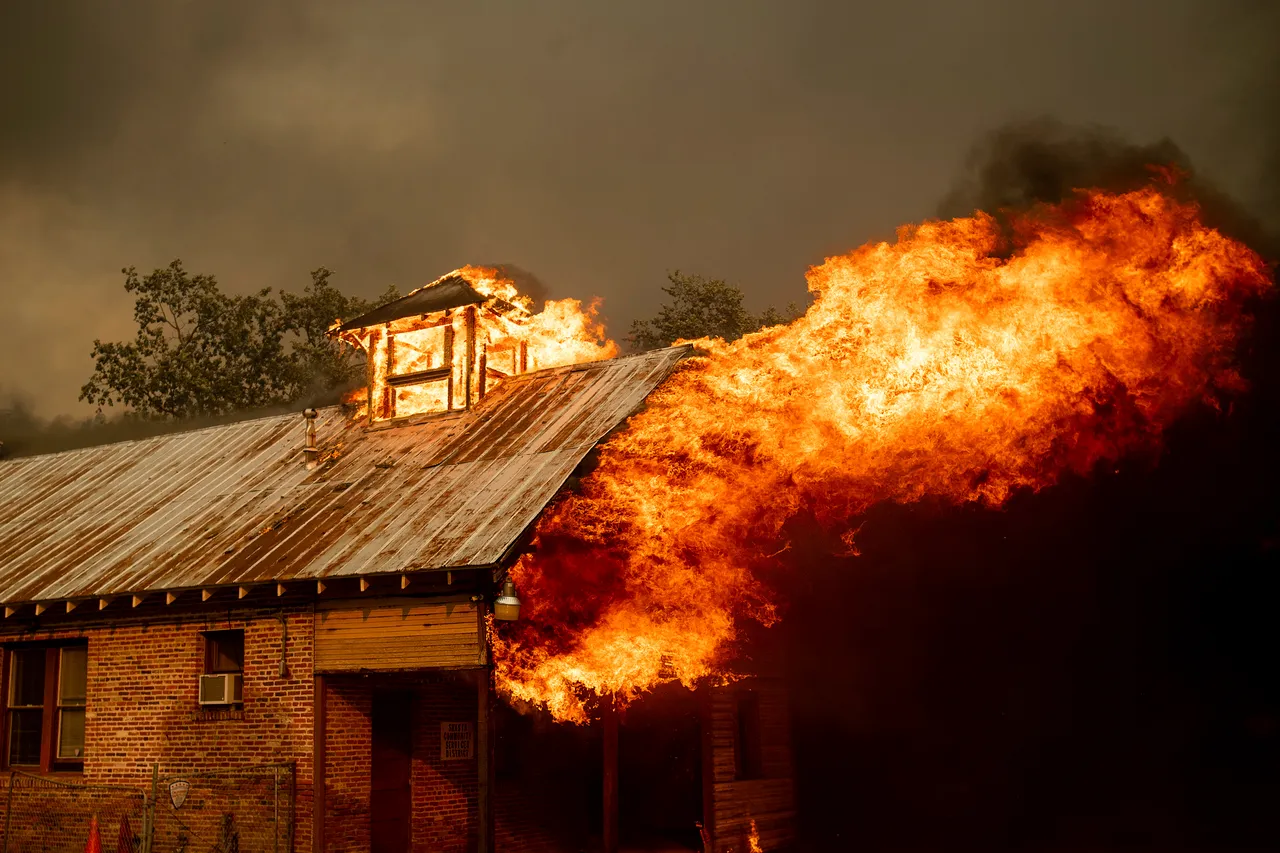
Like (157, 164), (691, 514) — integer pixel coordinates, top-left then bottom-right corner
(0, 346), (690, 606)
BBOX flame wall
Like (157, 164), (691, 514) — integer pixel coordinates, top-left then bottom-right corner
(494, 186), (1273, 723)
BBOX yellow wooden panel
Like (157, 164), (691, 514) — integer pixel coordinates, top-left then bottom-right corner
(314, 598), (484, 672)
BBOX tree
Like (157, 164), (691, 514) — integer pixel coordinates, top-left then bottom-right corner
(280, 267), (398, 401)
(80, 260), (395, 419)
(626, 271), (800, 351)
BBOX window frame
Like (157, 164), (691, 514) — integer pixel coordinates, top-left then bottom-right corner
(200, 630), (246, 710)
(55, 646), (87, 762)
(0, 642), (88, 774)
(379, 320), (457, 420)
(202, 629), (245, 676)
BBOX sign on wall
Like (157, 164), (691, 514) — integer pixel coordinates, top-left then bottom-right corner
(168, 780), (190, 809)
(441, 722), (474, 761)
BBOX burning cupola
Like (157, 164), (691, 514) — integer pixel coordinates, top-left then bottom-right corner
(331, 265), (618, 425)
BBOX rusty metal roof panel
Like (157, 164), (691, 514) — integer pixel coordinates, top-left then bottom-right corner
(0, 346), (690, 605)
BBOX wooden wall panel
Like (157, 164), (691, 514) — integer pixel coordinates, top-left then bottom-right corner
(704, 679), (796, 853)
(314, 597), (483, 672)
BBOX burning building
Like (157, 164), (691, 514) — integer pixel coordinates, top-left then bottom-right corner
(0, 182), (1269, 851)
(0, 268), (794, 852)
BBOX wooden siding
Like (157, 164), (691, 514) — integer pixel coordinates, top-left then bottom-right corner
(314, 597), (484, 672)
(705, 680), (796, 853)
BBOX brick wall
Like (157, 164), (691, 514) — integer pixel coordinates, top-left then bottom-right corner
(0, 608), (315, 850)
(323, 677), (372, 851)
(322, 674), (483, 853)
(411, 678), (479, 852)
(0, 610), (591, 853)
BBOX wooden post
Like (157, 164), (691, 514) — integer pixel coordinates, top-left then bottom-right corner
(464, 306), (477, 409)
(443, 315), (456, 410)
(385, 332), (397, 419)
(366, 326), (383, 426)
(700, 688), (716, 853)
(313, 673), (326, 852)
(478, 346), (488, 401)
(603, 696), (619, 853)
(476, 666), (495, 853)
(517, 340), (528, 374)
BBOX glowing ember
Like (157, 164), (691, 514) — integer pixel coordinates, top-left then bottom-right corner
(493, 185), (1272, 723)
(333, 266), (617, 422)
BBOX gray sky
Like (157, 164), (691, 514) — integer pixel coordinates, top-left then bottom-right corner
(2, 0), (1276, 417)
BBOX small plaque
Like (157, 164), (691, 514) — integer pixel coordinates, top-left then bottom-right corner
(441, 721), (474, 761)
(169, 780), (190, 809)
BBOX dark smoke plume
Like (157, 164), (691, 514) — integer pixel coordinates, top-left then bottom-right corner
(938, 117), (1278, 261)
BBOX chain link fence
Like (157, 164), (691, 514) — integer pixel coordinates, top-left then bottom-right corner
(151, 763), (294, 853)
(1, 771), (145, 853)
(0, 763), (292, 853)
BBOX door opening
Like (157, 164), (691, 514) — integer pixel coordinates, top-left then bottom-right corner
(619, 684), (704, 851)
(371, 690), (413, 853)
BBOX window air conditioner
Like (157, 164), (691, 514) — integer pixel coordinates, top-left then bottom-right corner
(198, 673), (243, 706)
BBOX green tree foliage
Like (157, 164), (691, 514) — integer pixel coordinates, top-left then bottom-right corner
(626, 271), (801, 351)
(79, 260), (396, 419)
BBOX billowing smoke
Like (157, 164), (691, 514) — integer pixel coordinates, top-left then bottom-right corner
(938, 118), (1278, 262)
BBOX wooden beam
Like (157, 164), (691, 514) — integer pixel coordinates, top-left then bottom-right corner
(202, 589), (214, 602)
(65, 600), (79, 614)
(166, 591), (179, 605)
(365, 326), (381, 427)
(277, 583), (287, 597)
(239, 586), (251, 600)
(700, 686), (716, 853)
(400, 574), (409, 590)
(477, 667), (495, 853)
(603, 695), (619, 853)
(316, 580), (326, 595)
(464, 305), (476, 409)
(98, 598), (112, 611)
(359, 578), (370, 592)
(313, 673), (327, 853)
(444, 322), (456, 409)
(447, 571), (453, 586)
(34, 603), (47, 616)
(4, 606), (16, 618)
(132, 595), (144, 608)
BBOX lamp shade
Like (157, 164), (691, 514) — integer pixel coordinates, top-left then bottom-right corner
(494, 579), (521, 622)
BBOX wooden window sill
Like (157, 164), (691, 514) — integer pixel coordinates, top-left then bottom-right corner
(3, 767), (85, 778)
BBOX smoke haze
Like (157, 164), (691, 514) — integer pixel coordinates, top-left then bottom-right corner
(2, 0), (1277, 419)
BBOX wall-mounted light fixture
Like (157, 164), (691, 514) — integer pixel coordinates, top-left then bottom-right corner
(493, 579), (521, 622)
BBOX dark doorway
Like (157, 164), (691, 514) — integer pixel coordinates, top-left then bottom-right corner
(619, 684), (703, 851)
(371, 690), (413, 853)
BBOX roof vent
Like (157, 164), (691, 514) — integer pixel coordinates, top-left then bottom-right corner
(303, 409), (319, 468)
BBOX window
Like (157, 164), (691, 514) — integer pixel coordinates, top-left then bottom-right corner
(4, 644), (88, 770)
(203, 630), (244, 675)
(733, 689), (764, 781)
(57, 648), (87, 761)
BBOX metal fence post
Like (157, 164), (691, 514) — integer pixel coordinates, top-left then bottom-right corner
(142, 762), (159, 853)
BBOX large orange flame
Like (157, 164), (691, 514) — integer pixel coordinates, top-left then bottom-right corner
(493, 186), (1272, 723)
